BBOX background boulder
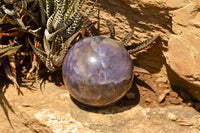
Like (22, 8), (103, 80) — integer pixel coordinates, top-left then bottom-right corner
(83, 0), (200, 101)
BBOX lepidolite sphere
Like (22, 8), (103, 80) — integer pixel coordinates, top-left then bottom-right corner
(62, 36), (134, 106)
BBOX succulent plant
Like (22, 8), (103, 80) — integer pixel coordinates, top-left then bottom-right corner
(28, 0), (98, 71)
(0, 0), (39, 92)
(0, 0), (160, 99)
(0, 0), (97, 92)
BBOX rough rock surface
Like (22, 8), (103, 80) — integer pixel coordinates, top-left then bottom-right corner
(1, 82), (200, 133)
(83, 0), (200, 100)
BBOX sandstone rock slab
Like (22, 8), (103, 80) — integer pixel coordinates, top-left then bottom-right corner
(1, 83), (200, 133)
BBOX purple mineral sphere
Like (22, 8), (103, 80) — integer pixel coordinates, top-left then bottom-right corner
(62, 36), (134, 107)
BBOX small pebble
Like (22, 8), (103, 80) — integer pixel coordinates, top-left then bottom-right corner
(48, 75), (52, 81)
(169, 98), (181, 105)
(170, 91), (178, 98)
(194, 22), (200, 27)
(161, 84), (169, 88)
(134, 73), (140, 77)
(155, 77), (168, 83)
(187, 101), (194, 107)
(150, 104), (156, 108)
(178, 97), (183, 102)
(158, 83), (163, 88)
(144, 98), (151, 103)
(158, 89), (170, 103)
(167, 112), (178, 121)
(158, 83), (169, 88)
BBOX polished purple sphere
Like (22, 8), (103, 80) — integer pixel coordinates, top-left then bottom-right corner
(62, 36), (134, 106)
